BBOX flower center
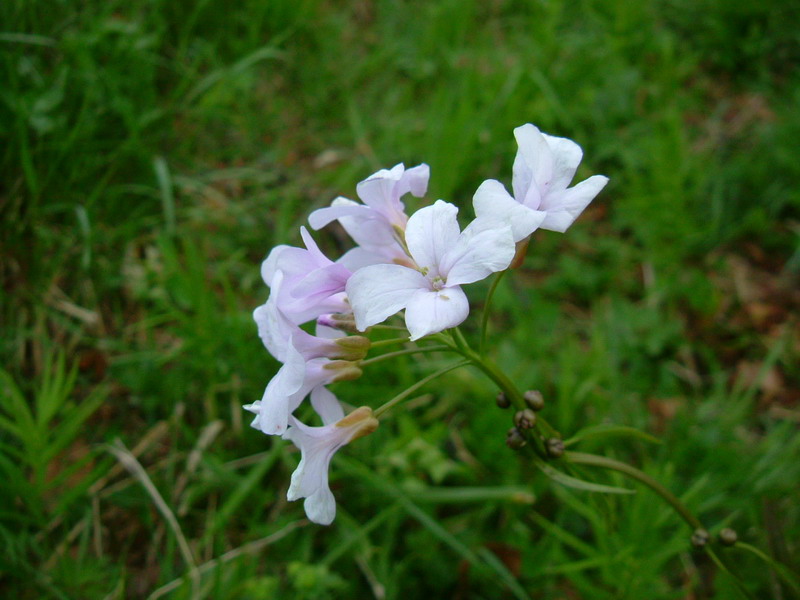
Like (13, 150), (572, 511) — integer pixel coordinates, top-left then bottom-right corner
(430, 276), (445, 291)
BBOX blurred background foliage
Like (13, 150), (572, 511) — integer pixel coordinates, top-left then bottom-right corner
(1, 0), (798, 598)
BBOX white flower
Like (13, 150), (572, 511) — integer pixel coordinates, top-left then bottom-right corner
(345, 200), (514, 340)
(473, 123), (608, 239)
(283, 401), (379, 525)
(308, 163), (429, 270)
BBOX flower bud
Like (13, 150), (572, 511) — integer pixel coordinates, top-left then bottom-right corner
(523, 390), (545, 411)
(506, 427), (527, 450)
(691, 528), (710, 548)
(545, 438), (565, 458)
(317, 313), (359, 334)
(333, 335), (371, 361)
(514, 409), (537, 430)
(323, 360), (363, 382)
(718, 528), (738, 546)
(496, 392), (511, 409)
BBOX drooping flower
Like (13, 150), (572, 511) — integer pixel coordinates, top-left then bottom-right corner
(254, 270), (370, 364)
(244, 357), (362, 436)
(261, 227), (352, 324)
(473, 123), (608, 240)
(308, 163), (430, 269)
(283, 401), (379, 525)
(345, 200), (514, 340)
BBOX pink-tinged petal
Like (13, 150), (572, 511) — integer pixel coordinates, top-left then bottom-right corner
(304, 489), (337, 525)
(291, 263), (351, 300)
(337, 246), (388, 271)
(440, 221), (515, 286)
(540, 175), (609, 232)
(542, 133), (583, 192)
(405, 286), (469, 340)
(299, 226), (332, 266)
(396, 163), (430, 198)
(405, 200), (460, 274)
(356, 164), (407, 221)
(310, 386), (344, 426)
(346, 264), (427, 331)
(308, 200), (374, 230)
(249, 341), (307, 435)
(512, 124), (552, 207)
(472, 179), (546, 242)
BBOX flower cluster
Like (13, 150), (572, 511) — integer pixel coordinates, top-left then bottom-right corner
(246, 123), (608, 524)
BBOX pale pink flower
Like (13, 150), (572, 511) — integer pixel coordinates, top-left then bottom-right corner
(308, 163), (430, 270)
(346, 200), (514, 340)
(283, 402), (379, 525)
(261, 227), (351, 324)
(473, 124), (608, 239)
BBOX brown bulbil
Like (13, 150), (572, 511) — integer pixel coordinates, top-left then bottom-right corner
(691, 528), (710, 548)
(514, 409), (537, 429)
(496, 392), (511, 409)
(523, 390), (545, 411)
(505, 427), (527, 450)
(545, 438), (565, 458)
(718, 528), (738, 546)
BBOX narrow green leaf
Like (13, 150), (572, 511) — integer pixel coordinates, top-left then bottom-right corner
(533, 456), (635, 495)
(563, 424), (661, 448)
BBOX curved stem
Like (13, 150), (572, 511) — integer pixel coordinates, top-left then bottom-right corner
(565, 451), (757, 599)
(735, 542), (800, 593)
(374, 360), (470, 418)
(480, 270), (507, 355)
(565, 451), (702, 529)
(360, 345), (450, 367)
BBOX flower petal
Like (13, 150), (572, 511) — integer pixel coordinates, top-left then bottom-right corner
(472, 179), (546, 242)
(346, 264), (427, 331)
(542, 133), (583, 192)
(512, 124), (552, 208)
(304, 489), (336, 525)
(540, 175), (609, 232)
(308, 199), (374, 230)
(440, 220), (515, 286)
(405, 286), (469, 340)
(310, 386), (344, 426)
(404, 200), (460, 274)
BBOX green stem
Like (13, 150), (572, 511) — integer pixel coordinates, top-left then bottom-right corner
(565, 451), (702, 529)
(480, 270), (507, 355)
(735, 542), (800, 593)
(360, 345), (450, 367)
(369, 337), (414, 349)
(374, 360), (470, 418)
(565, 451), (757, 599)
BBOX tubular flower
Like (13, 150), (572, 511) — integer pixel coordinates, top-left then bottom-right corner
(346, 200), (514, 340)
(283, 402), (379, 525)
(473, 123), (608, 239)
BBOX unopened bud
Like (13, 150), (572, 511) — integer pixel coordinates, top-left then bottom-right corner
(324, 360), (363, 382)
(333, 335), (371, 361)
(496, 392), (511, 409)
(514, 409), (537, 429)
(523, 390), (545, 411)
(718, 528), (738, 546)
(545, 438), (565, 458)
(317, 313), (359, 334)
(506, 427), (527, 450)
(691, 528), (710, 548)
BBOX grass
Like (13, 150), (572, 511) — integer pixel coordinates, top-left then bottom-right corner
(1, 0), (799, 598)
